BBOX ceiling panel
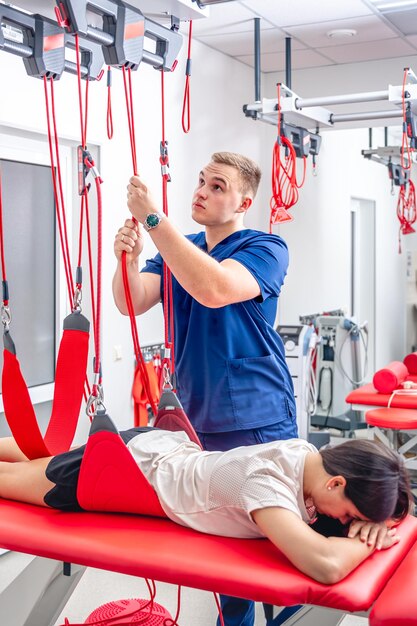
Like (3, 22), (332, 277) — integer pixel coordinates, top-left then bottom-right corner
(196, 28), (305, 57)
(239, 0), (374, 27)
(375, 6), (417, 36)
(237, 48), (336, 73)
(405, 33), (417, 47)
(317, 37), (416, 63)
(285, 15), (398, 48)
(188, 2), (256, 35)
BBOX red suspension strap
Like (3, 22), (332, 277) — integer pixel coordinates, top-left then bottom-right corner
(121, 65), (158, 418)
(270, 83), (306, 231)
(181, 20), (193, 134)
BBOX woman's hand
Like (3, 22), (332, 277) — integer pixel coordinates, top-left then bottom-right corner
(114, 218), (144, 263)
(348, 520), (400, 550)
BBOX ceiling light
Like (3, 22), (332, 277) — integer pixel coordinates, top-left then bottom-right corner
(326, 29), (358, 38)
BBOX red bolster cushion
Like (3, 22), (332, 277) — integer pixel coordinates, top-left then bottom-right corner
(403, 352), (417, 375)
(373, 361), (409, 394)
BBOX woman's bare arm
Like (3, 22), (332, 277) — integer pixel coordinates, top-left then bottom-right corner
(252, 507), (399, 584)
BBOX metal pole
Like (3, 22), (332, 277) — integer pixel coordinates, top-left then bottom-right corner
(254, 17), (261, 102)
(285, 37), (291, 90)
(86, 25), (114, 46)
(64, 60), (91, 77)
(1, 40), (32, 58)
(295, 90), (389, 109)
(244, 102), (263, 113)
(142, 50), (165, 68)
(331, 109), (402, 123)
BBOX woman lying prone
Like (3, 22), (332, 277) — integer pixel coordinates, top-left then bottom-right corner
(0, 428), (412, 584)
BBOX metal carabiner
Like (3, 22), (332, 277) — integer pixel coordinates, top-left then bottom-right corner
(73, 286), (82, 312)
(86, 385), (106, 418)
(1, 304), (11, 331)
(162, 362), (173, 390)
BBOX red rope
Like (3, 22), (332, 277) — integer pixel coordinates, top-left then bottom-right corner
(213, 593), (225, 626)
(122, 66), (138, 174)
(0, 169), (8, 303)
(84, 193), (97, 337)
(181, 21), (193, 134)
(90, 172), (103, 387)
(160, 70), (175, 381)
(397, 179), (416, 252)
(44, 74), (92, 404)
(121, 245), (158, 417)
(61, 578), (158, 625)
(401, 68), (413, 172)
(43, 76), (74, 304)
(73, 38), (102, 404)
(119, 65), (161, 414)
(50, 78), (75, 293)
(75, 34), (89, 148)
(163, 585), (182, 626)
(106, 66), (114, 140)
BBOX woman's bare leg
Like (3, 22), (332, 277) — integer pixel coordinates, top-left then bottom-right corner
(0, 437), (29, 462)
(0, 457), (54, 506)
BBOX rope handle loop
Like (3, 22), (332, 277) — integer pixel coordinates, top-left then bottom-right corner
(106, 66), (114, 140)
(181, 21), (193, 133)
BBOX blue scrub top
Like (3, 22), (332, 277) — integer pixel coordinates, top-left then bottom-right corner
(142, 229), (296, 434)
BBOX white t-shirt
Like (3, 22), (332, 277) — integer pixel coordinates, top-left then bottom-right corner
(127, 430), (317, 539)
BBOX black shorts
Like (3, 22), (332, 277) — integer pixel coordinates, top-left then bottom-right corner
(44, 427), (154, 511)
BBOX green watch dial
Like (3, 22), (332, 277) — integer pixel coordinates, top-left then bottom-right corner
(146, 214), (160, 228)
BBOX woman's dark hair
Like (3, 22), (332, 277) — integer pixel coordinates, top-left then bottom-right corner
(320, 439), (412, 522)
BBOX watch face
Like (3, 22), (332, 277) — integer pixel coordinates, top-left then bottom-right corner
(146, 214), (160, 228)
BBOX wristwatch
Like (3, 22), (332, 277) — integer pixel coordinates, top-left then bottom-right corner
(143, 212), (163, 232)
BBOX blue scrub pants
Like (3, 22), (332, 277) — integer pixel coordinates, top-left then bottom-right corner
(197, 419), (298, 626)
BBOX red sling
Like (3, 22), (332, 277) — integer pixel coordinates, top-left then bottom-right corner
(2, 311), (89, 459)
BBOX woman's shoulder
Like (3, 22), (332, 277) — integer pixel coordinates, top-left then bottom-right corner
(265, 438), (318, 455)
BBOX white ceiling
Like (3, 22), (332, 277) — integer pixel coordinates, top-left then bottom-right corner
(190, 0), (417, 73)
(5, 0), (417, 73)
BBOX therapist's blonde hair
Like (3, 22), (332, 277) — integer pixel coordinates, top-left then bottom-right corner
(211, 152), (262, 198)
